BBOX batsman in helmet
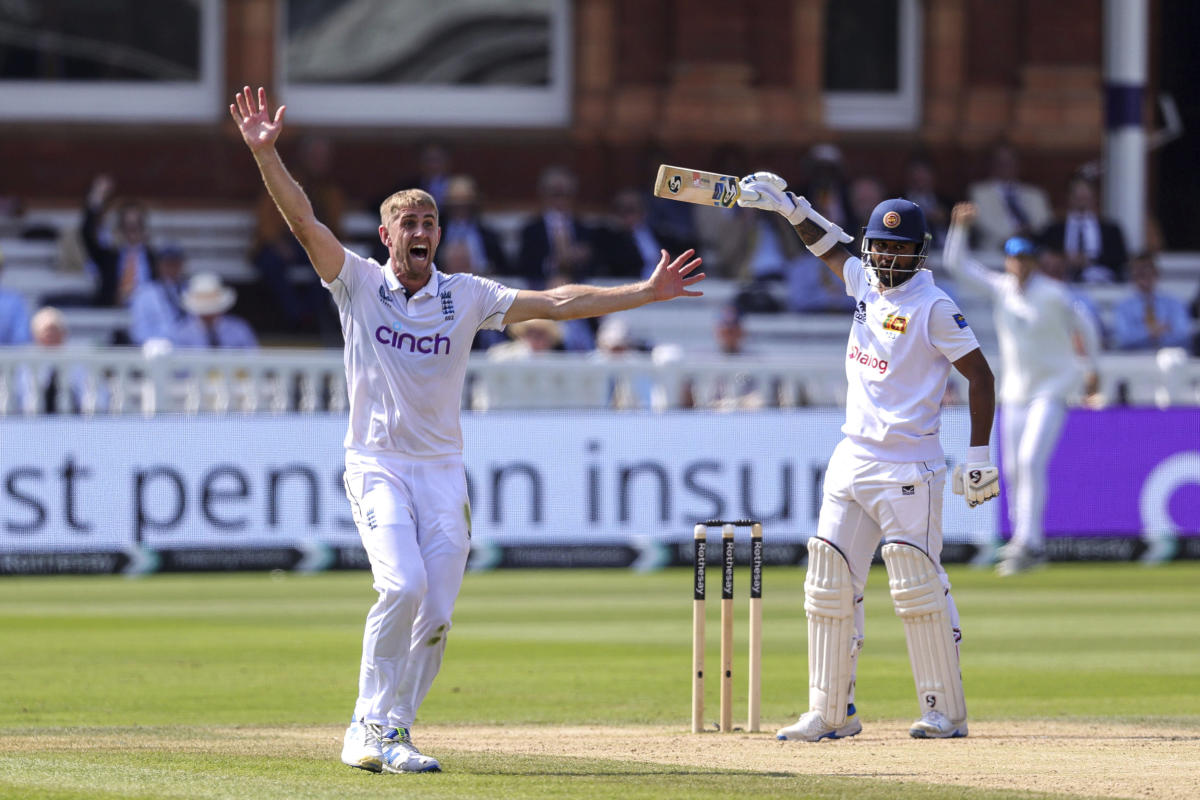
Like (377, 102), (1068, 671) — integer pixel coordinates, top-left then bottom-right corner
(736, 172), (999, 740)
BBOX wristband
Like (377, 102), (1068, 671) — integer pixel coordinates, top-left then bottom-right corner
(784, 193), (853, 256)
(966, 446), (989, 464)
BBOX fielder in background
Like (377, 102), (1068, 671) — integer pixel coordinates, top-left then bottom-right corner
(736, 172), (997, 741)
(944, 203), (1101, 576)
(230, 87), (705, 775)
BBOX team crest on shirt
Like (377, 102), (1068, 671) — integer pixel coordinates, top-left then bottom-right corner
(854, 300), (867, 324)
(378, 284), (395, 308)
(882, 313), (909, 334)
(952, 312), (969, 329)
(440, 290), (455, 320)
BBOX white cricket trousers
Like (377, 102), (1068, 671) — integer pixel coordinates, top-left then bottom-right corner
(816, 439), (961, 703)
(1000, 398), (1067, 553)
(343, 451), (472, 729)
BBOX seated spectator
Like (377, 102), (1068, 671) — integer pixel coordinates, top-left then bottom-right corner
(777, 175), (873, 315)
(81, 174), (158, 307)
(386, 141), (453, 209)
(26, 306), (106, 414)
(901, 154), (952, 247)
(714, 304), (748, 356)
(0, 246), (32, 345)
(1110, 253), (1191, 350)
(486, 318), (564, 360)
(967, 142), (1053, 254)
(591, 317), (654, 409)
(689, 144), (751, 280)
(174, 273), (258, 349)
(0, 195), (57, 240)
(847, 176), (887, 251)
(786, 253), (856, 314)
(596, 188), (688, 279)
(638, 142), (699, 245)
(1038, 173), (1128, 283)
(252, 135), (343, 341)
(440, 175), (510, 276)
(127, 242), (188, 346)
(800, 143), (854, 232)
(683, 306), (767, 411)
(742, 211), (802, 286)
(516, 165), (597, 287)
(693, 203), (753, 281)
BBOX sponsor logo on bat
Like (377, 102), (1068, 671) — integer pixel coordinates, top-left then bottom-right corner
(668, 174), (682, 194)
(711, 177), (739, 208)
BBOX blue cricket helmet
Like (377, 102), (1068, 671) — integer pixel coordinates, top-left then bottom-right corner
(864, 198), (929, 243)
(860, 198), (932, 288)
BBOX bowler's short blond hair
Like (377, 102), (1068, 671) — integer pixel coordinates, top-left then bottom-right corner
(379, 189), (438, 225)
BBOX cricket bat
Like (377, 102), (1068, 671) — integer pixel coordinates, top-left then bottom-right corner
(653, 164), (748, 209)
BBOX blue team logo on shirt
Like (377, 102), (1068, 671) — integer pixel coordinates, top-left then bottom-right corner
(378, 284), (395, 308)
(440, 289), (455, 320)
(953, 312), (969, 329)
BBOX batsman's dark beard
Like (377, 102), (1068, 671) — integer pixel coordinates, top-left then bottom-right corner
(871, 259), (915, 288)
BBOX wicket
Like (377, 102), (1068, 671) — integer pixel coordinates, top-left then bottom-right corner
(691, 519), (763, 733)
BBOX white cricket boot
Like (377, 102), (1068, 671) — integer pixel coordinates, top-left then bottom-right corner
(380, 726), (442, 773)
(340, 719), (383, 772)
(996, 544), (1046, 577)
(776, 704), (862, 741)
(909, 710), (968, 739)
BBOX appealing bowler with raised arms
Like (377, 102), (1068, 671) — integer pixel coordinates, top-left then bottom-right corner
(735, 171), (998, 741)
(231, 87), (705, 773)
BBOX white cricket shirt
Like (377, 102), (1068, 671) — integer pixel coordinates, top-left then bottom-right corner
(944, 228), (1100, 405)
(325, 248), (517, 457)
(839, 258), (981, 462)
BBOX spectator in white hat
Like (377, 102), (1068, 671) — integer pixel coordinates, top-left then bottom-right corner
(175, 272), (258, 349)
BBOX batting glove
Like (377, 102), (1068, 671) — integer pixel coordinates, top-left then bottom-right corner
(737, 172), (811, 226)
(952, 461), (1000, 508)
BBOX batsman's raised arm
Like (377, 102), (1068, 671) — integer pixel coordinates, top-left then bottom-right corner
(230, 86), (345, 283)
(504, 248), (704, 324)
(736, 172), (856, 279)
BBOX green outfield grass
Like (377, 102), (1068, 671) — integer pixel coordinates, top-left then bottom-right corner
(1, 562), (1197, 799)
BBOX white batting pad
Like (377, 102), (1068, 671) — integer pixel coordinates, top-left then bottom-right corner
(882, 543), (967, 724)
(803, 537), (856, 726)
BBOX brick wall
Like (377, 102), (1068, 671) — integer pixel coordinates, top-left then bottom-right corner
(0, 0), (1120, 217)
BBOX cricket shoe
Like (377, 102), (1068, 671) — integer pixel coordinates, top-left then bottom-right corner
(776, 705), (862, 741)
(380, 727), (441, 773)
(995, 544), (1046, 577)
(340, 720), (383, 773)
(909, 710), (968, 739)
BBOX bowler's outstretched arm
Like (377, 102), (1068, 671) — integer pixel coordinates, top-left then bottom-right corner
(230, 86), (345, 283)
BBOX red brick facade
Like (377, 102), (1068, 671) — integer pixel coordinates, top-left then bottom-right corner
(0, 0), (1148, 218)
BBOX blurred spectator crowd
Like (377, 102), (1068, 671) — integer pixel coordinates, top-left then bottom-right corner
(3, 138), (1200, 413)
